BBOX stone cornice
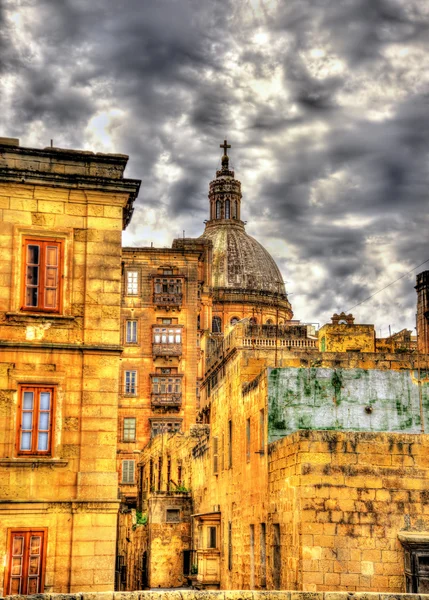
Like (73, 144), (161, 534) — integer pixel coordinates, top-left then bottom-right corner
(0, 168), (140, 229)
(0, 340), (123, 353)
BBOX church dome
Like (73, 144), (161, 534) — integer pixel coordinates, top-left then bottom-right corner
(202, 220), (286, 295)
(200, 140), (292, 322)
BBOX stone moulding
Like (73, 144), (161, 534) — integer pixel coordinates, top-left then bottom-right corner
(0, 459), (68, 468)
(2, 591), (427, 600)
(0, 340), (123, 353)
(5, 312), (76, 324)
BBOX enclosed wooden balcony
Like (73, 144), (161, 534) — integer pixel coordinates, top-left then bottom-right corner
(151, 393), (182, 408)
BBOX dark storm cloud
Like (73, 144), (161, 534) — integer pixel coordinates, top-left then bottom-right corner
(2, 0), (429, 331)
(274, 0), (429, 65)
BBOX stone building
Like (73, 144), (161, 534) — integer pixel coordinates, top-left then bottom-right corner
(0, 138), (140, 593)
(2, 137), (429, 596)
(117, 241), (212, 504)
(129, 326), (429, 593)
(201, 142), (293, 334)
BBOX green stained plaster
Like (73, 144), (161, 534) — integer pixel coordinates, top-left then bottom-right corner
(268, 367), (429, 443)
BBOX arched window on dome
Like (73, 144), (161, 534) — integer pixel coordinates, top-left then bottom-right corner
(249, 317), (258, 325)
(212, 316), (222, 333)
(230, 317), (239, 326)
(278, 320), (284, 325)
(266, 319), (274, 325)
(232, 201), (237, 219)
(225, 199), (230, 219)
(216, 200), (221, 219)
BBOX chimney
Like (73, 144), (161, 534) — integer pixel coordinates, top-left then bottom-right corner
(415, 271), (429, 353)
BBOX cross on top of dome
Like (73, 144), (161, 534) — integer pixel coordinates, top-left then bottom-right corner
(220, 139), (231, 156)
(220, 139), (231, 170)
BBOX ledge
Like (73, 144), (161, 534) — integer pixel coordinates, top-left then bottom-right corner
(6, 311), (76, 323)
(0, 458), (68, 468)
(398, 530), (429, 546)
(0, 340), (123, 353)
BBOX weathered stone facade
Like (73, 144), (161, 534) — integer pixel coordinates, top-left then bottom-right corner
(3, 138), (429, 596)
(0, 139), (140, 593)
(200, 146), (293, 333)
(4, 589), (429, 600)
(118, 241), (211, 503)
(131, 326), (429, 593)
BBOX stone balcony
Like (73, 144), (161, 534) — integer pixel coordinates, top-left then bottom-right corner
(153, 293), (183, 309)
(152, 343), (182, 357)
(151, 393), (182, 408)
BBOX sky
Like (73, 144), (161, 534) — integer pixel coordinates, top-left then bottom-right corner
(2, 0), (429, 335)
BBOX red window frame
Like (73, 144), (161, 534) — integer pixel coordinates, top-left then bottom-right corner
(4, 529), (47, 595)
(17, 386), (54, 456)
(21, 237), (63, 312)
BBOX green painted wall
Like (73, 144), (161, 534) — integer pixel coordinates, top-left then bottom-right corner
(268, 367), (429, 442)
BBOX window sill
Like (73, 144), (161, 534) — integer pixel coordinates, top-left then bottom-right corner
(6, 312), (76, 324)
(0, 458), (68, 468)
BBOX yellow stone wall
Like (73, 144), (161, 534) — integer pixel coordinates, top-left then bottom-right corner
(0, 143), (140, 593)
(318, 323), (376, 353)
(186, 345), (429, 592)
(118, 243), (211, 501)
(269, 430), (429, 593)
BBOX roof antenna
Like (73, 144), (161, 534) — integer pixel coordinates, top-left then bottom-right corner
(50, 139), (53, 147)
(183, 230), (185, 239)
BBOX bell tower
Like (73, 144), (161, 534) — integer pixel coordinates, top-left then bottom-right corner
(207, 140), (243, 223)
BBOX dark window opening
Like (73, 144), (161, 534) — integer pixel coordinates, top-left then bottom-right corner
(166, 509), (180, 523)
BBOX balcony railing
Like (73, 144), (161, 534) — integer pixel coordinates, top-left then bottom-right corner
(151, 393), (182, 407)
(153, 293), (182, 307)
(152, 343), (182, 357)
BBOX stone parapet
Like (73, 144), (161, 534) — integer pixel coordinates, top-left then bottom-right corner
(2, 591), (428, 600)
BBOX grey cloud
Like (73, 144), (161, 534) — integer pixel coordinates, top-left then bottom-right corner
(2, 0), (429, 331)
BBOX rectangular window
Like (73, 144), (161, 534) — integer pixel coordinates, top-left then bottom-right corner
(246, 418), (251, 462)
(18, 387), (53, 455)
(122, 460), (135, 483)
(124, 370), (137, 395)
(5, 530), (46, 595)
(250, 524), (255, 588)
(259, 409), (265, 454)
(208, 526), (217, 549)
(153, 328), (182, 344)
(272, 523), (281, 589)
(228, 522), (232, 571)
(126, 271), (138, 295)
(123, 417), (136, 442)
(151, 377), (182, 394)
(166, 509), (180, 523)
(151, 420), (181, 437)
(22, 238), (62, 312)
(228, 419), (233, 469)
(260, 523), (267, 588)
(126, 320), (138, 343)
(213, 436), (219, 475)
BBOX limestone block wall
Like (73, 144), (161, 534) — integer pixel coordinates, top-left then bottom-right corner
(268, 367), (429, 441)
(3, 588), (427, 600)
(118, 245), (208, 500)
(269, 430), (429, 592)
(318, 323), (375, 353)
(0, 142), (140, 594)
